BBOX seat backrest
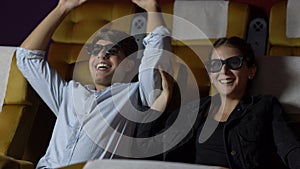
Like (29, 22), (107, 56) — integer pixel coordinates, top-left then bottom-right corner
(47, 1), (250, 98)
(268, 1), (300, 56)
(250, 56), (300, 116)
(161, 1), (250, 41)
(0, 54), (39, 159)
(48, 0), (136, 84)
(160, 1), (251, 97)
(47, 0), (203, 102)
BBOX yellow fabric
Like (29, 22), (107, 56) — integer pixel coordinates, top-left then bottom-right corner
(52, 1), (135, 44)
(172, 45), (211, 96)
(49, 1), (250, 97)
(162, 1), (250, 96)
(269, 46), (300, 56)
(169, 1), (250, 46)
(0, 55), (39, 162)
(47, 43), (85, 81)
(0, 154), (34, 169)
(49, 0), (136, 85)
(227, 2), (250, 39)
(0, 104), (38, 159)
(269, 1), (300, 56)
(4, 55), (29, 105)
(269, 1), (300, 46)
(0, 106), (25, 155)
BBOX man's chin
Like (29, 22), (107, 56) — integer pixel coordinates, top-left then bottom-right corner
(93, 78), (111, 86)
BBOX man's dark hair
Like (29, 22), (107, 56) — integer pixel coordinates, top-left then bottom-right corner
(92, 29), (138, 58)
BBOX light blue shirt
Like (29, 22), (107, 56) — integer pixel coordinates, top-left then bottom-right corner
(16, 26), (171, 169)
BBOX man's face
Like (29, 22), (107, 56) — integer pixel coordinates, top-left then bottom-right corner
(88, 40), (126, 90)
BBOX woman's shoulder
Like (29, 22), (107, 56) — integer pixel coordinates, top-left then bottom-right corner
(252, 94), (279, 102)
(251, 94), (282, 109)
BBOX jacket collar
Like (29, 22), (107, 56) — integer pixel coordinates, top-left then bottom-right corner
(227, 94), (254, 121)
(200, 94), (254, 122)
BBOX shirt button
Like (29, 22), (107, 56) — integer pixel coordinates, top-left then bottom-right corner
(231, 150), (237, 156)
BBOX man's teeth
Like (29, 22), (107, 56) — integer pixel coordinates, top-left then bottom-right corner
(219, 79), (234, 84)
(97, 63), (109, 69)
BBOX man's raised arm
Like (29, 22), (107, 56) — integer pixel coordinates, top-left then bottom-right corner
(21, 0), (87, 50)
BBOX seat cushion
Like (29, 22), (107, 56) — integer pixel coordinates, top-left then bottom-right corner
(4, 55), (30, 105)
(0, 105), (37, 159)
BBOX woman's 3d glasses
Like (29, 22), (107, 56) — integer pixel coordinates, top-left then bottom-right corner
(205, 56), (245, 73)
(85, 44), (122, 56)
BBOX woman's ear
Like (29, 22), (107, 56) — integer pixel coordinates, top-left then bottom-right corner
(248, 65), (257, 80)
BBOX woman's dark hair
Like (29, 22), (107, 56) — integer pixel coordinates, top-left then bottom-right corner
(92, 29), (138, 58)
(211, 36), (256, 67)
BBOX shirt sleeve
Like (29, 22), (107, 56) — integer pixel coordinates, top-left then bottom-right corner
(138, 26), (173, 106)
(16, 47), (67, 116)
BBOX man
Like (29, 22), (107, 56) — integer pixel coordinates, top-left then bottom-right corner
(16, 0), (173, 168)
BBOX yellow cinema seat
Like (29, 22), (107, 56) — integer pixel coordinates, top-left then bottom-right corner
(268, 0), (300, 142)
(0, 55), (39, 169)
(269, 1), (300, 56)
(160, 1), (251, 97)
(48, 0), (136, 84)
(47, 0), (251, 98)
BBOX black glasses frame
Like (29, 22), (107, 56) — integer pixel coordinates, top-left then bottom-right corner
(85, 43), (122, 57)
(205, 56), (245, 73)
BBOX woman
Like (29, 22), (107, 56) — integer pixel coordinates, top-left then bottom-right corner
(163, 37), (300, 169)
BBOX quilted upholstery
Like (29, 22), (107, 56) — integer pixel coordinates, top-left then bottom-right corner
(0, 54), (39, 167)
(48, 0), (136, 84)
(47, 1), (250, 98)
(160, 1), (250, 96)
(269, 1), (300, 56)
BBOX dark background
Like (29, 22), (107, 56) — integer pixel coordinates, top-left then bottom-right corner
(0, 0), (57, 46)
(0, 0), (283, 46)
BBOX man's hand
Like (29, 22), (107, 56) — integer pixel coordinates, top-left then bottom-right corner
(58, 0), (87, 14)
(20, 0), (87, 50)
(150, 67), (174, 112)
(132, 0), (165, 34)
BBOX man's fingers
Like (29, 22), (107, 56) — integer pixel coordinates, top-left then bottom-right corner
(158, 66), (173, 92)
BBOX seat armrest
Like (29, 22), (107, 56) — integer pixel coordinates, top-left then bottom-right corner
(0, 154), (34, 169)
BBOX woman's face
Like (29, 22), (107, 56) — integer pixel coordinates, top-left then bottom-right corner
(209, 45), (256, 99)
